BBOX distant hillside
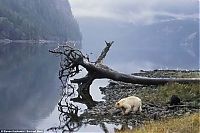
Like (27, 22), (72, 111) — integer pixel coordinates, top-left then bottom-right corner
(80, 18), (199, 70)
(0, 0), (81, 41)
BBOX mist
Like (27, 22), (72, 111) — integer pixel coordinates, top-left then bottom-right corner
(70, 0), (199, 72)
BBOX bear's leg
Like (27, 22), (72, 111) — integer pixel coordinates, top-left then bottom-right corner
(138, 105), (142, 112)
(123, 104), (132, 115)
(121, 107), (126, 115)
(132, 106), (139, 113)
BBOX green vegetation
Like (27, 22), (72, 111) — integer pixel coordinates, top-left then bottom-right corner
(0, 0), (81, 41)
(126, 70), (200, 133)
(115, 113), (200, 133)
(130, 113), (199, 133)
(138, 83), (200, 106)
(136, 71), (200, 105)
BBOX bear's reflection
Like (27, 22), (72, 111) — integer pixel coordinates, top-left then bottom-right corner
(114, 124), (132, 133)
(0, 43), (60, 129)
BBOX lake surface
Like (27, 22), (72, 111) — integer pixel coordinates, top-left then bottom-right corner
(0, 42), (61, 129)
(0, 42), (117, 132)
(0, 42), (198, 132)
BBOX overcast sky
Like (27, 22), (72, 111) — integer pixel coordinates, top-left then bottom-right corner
(69, 0), (199, 24)
(68, 0), (199, 72)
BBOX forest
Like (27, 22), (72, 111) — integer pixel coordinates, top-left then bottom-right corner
(0, 0), (81, 41)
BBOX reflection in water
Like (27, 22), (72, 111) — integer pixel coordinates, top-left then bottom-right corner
(47, 45), (99, 132)
(114, 123), (132, 133)
(47, 81), (83, 132)
(47, 44), (137, 133)
(70, 89), (98, 109)
(0, 43), (60, 129)
(47, 97), (83, 132)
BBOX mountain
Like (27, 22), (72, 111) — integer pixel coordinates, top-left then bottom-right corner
(79, 18), (199, 70)
(0, 0), (81, 41)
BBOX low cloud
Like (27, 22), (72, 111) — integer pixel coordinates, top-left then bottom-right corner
(69, 0), (199, 24)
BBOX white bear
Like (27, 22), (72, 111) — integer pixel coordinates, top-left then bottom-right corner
(115, 96), (142, 115)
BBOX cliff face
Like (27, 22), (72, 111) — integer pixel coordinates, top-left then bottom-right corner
(0, 0), (81, 41)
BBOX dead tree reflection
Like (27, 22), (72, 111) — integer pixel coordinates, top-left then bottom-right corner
(70, 91), (98, 109)
(47, 83), (83, 132)
(57, 98), (82, 132)
(48, 44), (98, 132)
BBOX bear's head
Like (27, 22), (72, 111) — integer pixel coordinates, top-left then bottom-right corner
(115, 102), (121, 108)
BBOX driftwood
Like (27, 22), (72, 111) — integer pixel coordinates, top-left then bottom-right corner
(167, 104), (200, 109)
(49, 41), (200, 93)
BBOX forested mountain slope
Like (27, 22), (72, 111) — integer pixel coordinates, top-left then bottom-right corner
(0, 0), (81, 41)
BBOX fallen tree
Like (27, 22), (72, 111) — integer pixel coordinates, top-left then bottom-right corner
(49, 41), (200, 93)
(48, 41), (199, 132)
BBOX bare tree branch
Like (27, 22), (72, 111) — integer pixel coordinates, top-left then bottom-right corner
(50, 41), (200, 89)
(95, 41), (113, 64)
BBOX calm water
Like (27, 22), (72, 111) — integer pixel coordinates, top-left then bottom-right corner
(0, 42), (61, 129)
(0, 42), (117, 132)
(0, 42), (198, 132)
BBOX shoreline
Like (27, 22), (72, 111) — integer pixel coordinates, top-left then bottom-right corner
(81, 70), (200, 128)
(0, 39), (58, 44)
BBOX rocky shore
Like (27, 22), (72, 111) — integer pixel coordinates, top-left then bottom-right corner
(81, 70), (200, 127)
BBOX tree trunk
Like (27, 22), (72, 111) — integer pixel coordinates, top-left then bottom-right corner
(72, 61), (200, 85)
(50, 41), (200, 93)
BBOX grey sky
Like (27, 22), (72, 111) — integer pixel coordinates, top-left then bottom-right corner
(68, 0), (199, 71)
(69, 0), (199, 24)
